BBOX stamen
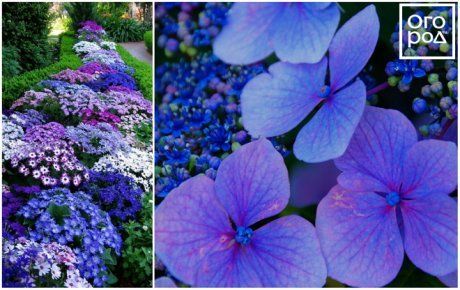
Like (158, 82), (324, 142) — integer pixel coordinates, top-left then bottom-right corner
(386, 191), (401, 206)
(234, 226), (253, 245)
(318, 85), (331, 99)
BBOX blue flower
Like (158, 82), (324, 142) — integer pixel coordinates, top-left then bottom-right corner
(385, 60), (426, 84)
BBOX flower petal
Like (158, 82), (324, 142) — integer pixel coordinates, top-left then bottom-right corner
(438, 270), (458, 287)
(273, 4), (340, 63)
(329, 5), (380, 90)
(401, 140), (457, 199)
(335, 106), (418, 192)
(196, 215), (327, 287)
(155, 175), (233, 286)
(241, 60), (327, 137)
(249, 215), (327, 287)
(337, 171), (391, 193)
(212, 3), (282, 65)
(401, 194), (457, 276)
(155, 277), (177, 288)
(293, 79), (366, 163)
(316, 186), (404, 287)
(215, 138), (289, 227)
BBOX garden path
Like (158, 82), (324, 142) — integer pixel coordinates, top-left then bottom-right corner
(119, 42), (152, 65)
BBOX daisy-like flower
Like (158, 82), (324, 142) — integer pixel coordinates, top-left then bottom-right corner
(51, 263), (61, 279)
(32, 170), (41, 179)
(34, 260), (51, 276)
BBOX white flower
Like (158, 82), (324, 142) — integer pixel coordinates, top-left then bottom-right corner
(100, 41), (116, 50)
(51, 263), (61, 279)
(73, 41), (101, 55)
(33, 260), (51, 276)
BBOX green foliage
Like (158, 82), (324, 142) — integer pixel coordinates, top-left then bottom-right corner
(121, 192), (153, 287)
(2, 46), (21, 79)
(101, 17), (145, 42)
(144, 31), (152, 53)
(116, 45), (152, 100)
(134, 122), (153, 145)
(2, 2), (54, 73)
(47, 203), (71, 226)
(2, 35), (82, 109)
(97, 3), (129, 19)
(64, 2), (100, 30)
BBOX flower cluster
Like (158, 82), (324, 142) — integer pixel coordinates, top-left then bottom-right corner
(52, 69), (94, 84)
(155, 53), (290, 198)
(155, 3), (229, 57)
(2, 238), (91, 288)
(3, 19), (152, 288)
(93, 147), (153, 192)
(18, 188), (122, 287)
(385, 6), (457, 137)
(66, 122), (129, 155)
(81, 171), (143, 227)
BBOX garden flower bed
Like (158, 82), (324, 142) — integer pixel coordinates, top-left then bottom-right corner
(2, 20), (152, 288)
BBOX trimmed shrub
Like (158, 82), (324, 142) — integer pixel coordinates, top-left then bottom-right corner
(2, 35), (82, 109)
(2, 46), (21, 79)
(116, 45), (152, 100)
(2, 3), (53, 72)
(144, 31), (152, 53)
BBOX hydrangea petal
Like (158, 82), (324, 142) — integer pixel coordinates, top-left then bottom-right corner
(303, 2), (333, 10)
(155, 277), (177, 288)
(401, 140), (457, 199)
(215, 139), (289, 227)
(196, 216), (327, 287)
(329, 5), (380, 90)
(337, 171), (391, 193)
(316, 186), (404, 287)
(241, 59), (327, 137)
(438, 270), (458, 287)
(212, 3), (282, 65)
(293, 79), (366, 163)
(401, 194), (457, 276)
(155, 175), (233, 285)
(273, 4), (340, 63)
(335, 106), (418, 192)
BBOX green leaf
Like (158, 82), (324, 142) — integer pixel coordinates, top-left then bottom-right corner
(102, 248), (117, 266)
(106, 270), (118, 285)
(46, 202), (71, 225)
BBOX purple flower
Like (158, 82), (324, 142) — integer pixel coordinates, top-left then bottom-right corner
(241, 5), (379, 162)
(213, 3), (340, 64)
(156, 139), (326, 287)
(316, 106), (457, 287)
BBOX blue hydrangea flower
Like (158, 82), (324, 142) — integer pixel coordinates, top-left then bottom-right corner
(241, 6), (379, 162)
(156, 139), (326, 287)
(213, 3), (340, 64)
(316, 106), (457, 287)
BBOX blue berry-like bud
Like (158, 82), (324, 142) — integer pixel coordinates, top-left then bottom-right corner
(428, 73), (439, 84)
(166, 39), (179, 52)
(421, 85), (433, 98)
(235, 226), (253, 245)
(420, 60), (434, 72)
(446, 68), (457, 81)
(417, 46), (428, 56)
(233, 130), (248, 143)
(429, 123), (442, 135)
(430, 82), (443, 95)
(444, 60), (456, 71)
(412, 98), (428, 114)
(430, 105), (442, 119)
(419, 125), (429, 136)
(386, 192), (400, 206)
(398, 82), (410, 92)
(440, 96), (453, 110)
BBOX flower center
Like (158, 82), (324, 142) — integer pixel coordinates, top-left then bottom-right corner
(318, 85), (331, 99)
(386, 191), (401, 206)
(235, 226), (253, 245)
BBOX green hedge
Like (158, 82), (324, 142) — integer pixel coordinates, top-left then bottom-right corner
(116, 45), (152, 101)
(144, 31), (152, 53)
(2, 35), (82, 108)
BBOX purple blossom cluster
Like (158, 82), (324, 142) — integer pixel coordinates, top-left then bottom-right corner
(52, 69), (94, 84)
(18, 188), (122, 287)
(3, 20), (152, 287)
(155, 3), (229, 57)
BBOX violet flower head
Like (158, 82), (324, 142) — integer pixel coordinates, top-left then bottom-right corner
(156, 139), (326, 287)
(241, 5), (380, 163)
(316, 106), (458, 287)
(213, 3), (340, 64)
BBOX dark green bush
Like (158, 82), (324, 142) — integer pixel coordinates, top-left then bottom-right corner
(144, 31), (152, 53)
(2, 35), (82, 109)
(2, 46), (21, 79)
(2, 2), (53, 73)
(64, 2), (100, 30)
(116, 45), (152, 100)
(121, 192), (153, 287)
(101, 17), (145, 42)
